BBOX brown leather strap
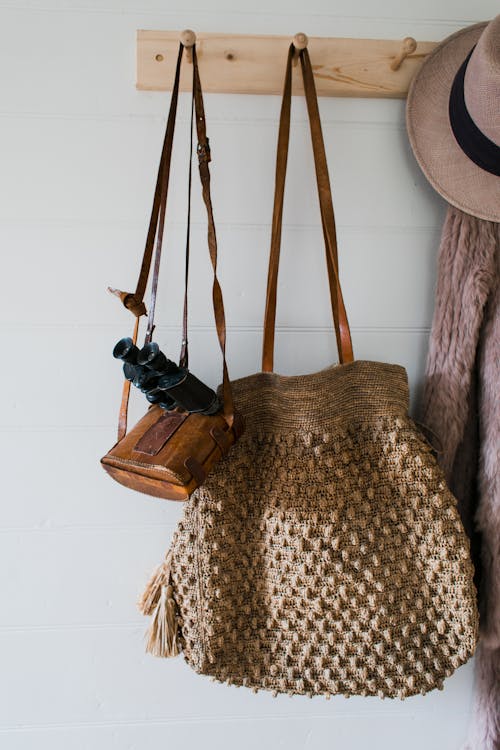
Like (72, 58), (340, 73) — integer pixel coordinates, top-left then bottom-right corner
(300, 50), (353, 365)
(110, 45), (185, 323)
(179, 93), (195, 369)
(192, 46), (234, 426)
(144, 45), (185, 343)
(113, 45), (184, 442)
(262, 45), (354, 372)
(117, 316), (140, 441)
(115, 43), (234, 436)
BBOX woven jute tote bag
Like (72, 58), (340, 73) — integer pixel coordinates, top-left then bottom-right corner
(139, 44), (479, 699)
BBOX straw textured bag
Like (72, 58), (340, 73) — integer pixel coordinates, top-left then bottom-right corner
(139, 44), (479, 699)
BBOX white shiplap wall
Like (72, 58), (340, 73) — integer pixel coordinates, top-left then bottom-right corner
(0, 2), (495, 748)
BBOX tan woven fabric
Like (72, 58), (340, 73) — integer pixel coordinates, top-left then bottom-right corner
(144, 360), (478, 699)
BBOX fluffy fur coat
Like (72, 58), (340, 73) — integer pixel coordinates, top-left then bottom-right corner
(421, 206), (499, 749)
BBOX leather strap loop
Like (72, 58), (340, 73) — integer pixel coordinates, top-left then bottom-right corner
(262, 45), (354, 372)
(108, 288), (147, 318)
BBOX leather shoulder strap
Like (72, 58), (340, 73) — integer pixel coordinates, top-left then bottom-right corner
(144, 45), (184, 344)
(192, 47), (234, 426)
(262, 44), (354, 372)
(110, 45), (184, 323)
(114, 43), (234, 439)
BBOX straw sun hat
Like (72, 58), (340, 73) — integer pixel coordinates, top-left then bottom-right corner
(406, 16), (500, 222)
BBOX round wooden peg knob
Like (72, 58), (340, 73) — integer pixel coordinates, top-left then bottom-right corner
(390, 36), (417, 71)
(292, 32), (308, 66)
(180, 29), (196, 61)
(180, 29), (196, 48)
(293, 32), (308, 50)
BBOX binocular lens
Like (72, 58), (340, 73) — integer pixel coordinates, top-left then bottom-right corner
(113, 337), (139, 363)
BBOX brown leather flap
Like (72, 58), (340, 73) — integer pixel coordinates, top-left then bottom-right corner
(134, 411), (188, 455)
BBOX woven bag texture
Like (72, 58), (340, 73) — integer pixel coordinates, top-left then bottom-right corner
(161, 360), (478, 698)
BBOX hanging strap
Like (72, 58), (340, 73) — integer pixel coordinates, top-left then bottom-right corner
(179, 92), (195, 369)
(117, 315), (140, 441)
(114, 43), (234, 440)
(262, 44), (354, 372)
(144, 47), (186, 344)
(191, 46), (234, 426)
(110, 45), (184, 322)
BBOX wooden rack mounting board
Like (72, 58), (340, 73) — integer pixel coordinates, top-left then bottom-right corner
(137, 31), (436, 99)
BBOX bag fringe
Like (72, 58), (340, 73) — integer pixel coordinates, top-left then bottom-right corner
(138, 550), (172, 616)
(138, 550), (181, 658)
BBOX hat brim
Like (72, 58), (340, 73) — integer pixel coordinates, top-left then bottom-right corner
(406, 22), (500, 222)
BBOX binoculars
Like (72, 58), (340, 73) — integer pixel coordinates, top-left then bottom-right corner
(113, 337), (221, 415)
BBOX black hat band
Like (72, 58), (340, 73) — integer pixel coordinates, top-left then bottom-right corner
(449, 46), (500, 177)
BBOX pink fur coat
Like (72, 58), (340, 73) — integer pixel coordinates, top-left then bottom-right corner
(421, 206), (500, 749)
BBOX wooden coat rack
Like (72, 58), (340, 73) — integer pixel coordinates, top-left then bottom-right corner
(136, 30), (436, 99)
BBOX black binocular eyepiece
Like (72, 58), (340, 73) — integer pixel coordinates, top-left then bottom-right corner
(113, 337), (221, 416)
(136, 342), (166, 370)
(113, 337), (140, 364)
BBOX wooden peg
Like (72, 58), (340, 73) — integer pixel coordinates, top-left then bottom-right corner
(390, 36), (417, 71)
(180, 29), (196, 62)
(292, 32), (308, 66)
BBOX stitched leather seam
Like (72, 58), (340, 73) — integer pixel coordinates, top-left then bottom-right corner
(104, 455), (185, 484)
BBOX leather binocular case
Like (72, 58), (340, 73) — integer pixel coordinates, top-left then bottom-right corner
(101, 404), (244, 501)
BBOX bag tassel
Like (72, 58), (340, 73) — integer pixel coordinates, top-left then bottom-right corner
(138, 550), (181, 658)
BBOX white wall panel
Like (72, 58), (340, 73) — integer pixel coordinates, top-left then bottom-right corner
(0, 222), (440, 327)
(0, 628), (475, 727)
(0, 115), (445, 228)
(0, 713), (476, 750)
(0, 527), (177, 628)
(0, 429), (177, 528)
